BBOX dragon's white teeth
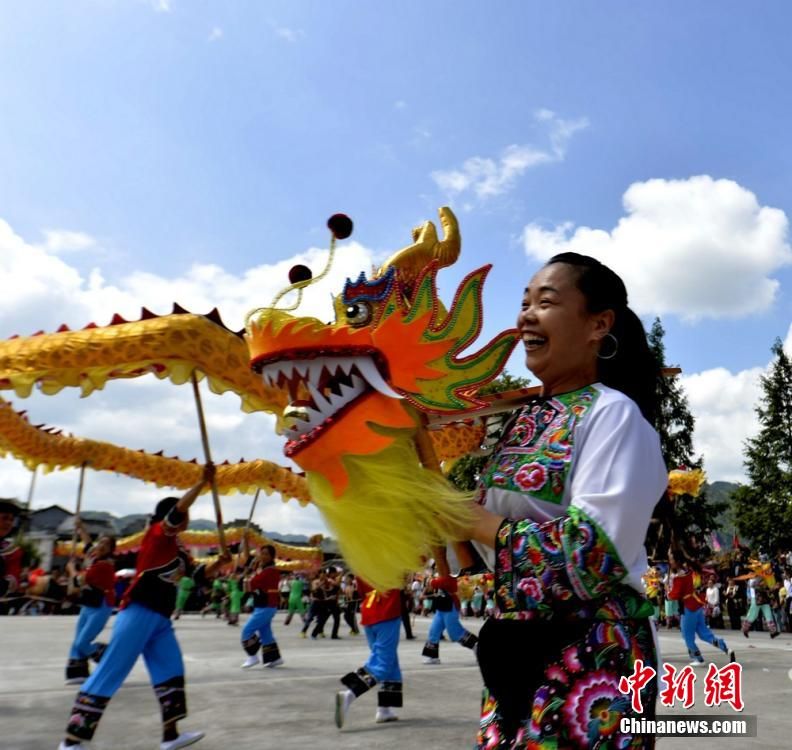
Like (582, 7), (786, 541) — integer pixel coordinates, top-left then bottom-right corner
(335, 356), (357, 377)
(356, 358), (402, 399)
(307, 358), (325, 384)
(293, 361), (309, 380)
(307, 382), (333, 414)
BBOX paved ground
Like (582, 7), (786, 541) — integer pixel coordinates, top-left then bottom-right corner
(2, 613), (792, 749)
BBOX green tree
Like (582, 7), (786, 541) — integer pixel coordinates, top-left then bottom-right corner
(447, 370), (531, 492)
(648, 318), (725, 547)
(734, 338), (792, 552)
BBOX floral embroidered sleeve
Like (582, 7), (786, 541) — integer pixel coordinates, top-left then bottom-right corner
(494, 505), (628, 618)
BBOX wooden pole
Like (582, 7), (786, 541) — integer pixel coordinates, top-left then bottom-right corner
(407, 405), (473, 574)
(236, 489), (261, 569)
(16, 467), (37, 544)
(190, 371), (228, 556)
(69, 463), (87, 560)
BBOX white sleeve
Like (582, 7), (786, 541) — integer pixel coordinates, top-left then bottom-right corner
(570, 397), (668, 582)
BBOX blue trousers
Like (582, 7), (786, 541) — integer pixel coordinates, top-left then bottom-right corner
(81, 603), (184, 698)
(428, 607), (467, 643)
(69, 602), (112, 660)
(242, 607), (277, 647)
(363, 617), (402, 683)
(681, 607), (725, 659)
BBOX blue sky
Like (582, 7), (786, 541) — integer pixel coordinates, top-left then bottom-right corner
(1, 1), (791, 529)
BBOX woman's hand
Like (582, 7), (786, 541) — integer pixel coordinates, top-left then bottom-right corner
(202, 462), (216, 486)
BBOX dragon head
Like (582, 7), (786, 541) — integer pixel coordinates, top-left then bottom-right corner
(246, 207), (517, 496)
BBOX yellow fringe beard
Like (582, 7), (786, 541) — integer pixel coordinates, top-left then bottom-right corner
(307, 435), (474, 590)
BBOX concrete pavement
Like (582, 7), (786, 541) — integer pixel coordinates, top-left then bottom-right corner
(2, 613), (791, 749)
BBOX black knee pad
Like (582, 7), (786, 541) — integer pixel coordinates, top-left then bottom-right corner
(154, 675), (187, 724)
(378, 681), (403, 708)
(459, 631), (478, 650)
(422, 641), (439, 659)
(242, 633), (261, 655)
(261, 642), (281, 664)
(340, 667), (377, 696)
(66, 692), (109, 743)
(66, 658), (90, 681)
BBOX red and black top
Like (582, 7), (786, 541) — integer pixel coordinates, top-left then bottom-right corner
(121, 509), (204, 618)
(430, 575), (461, 611)
(668, 569), (705, 612)
(248, 565), (281, 608)
(357, 578), (401, 626)
(0, 537), (23, 597)
(82, 551), (117, 608)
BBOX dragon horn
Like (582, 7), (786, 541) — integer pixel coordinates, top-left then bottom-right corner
(378, 206), (461, 283)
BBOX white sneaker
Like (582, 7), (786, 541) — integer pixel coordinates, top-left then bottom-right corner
(690, 660), (706, 667)
(240, 655), (259, 669)
(422, 656), (441, 665)
(335, 689), (355, 729)
(264, 657), (284, 668)
(58, 742), (86, 750)
(375, 707), (399, 723)
(160, 731), (205, 750)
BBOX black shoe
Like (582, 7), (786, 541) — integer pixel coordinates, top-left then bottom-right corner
(771, 631), (780, 639)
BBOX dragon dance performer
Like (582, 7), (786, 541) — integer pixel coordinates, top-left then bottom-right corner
(64, 518), (117, 684)
(335, 578), (403, 728)
(421, 568), (478, 664)
(0, 498), (24, 611)
(666, 551), (734, 664)
(240, 543), (284, 668)
(58, 464), (229, 750)
(465, 253), (669, 749)
(742, 570), (780, 639)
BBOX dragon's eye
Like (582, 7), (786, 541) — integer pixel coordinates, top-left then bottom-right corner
(345, 301), (372, 326)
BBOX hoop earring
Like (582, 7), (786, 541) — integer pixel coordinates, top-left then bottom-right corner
(597, 332), (618, 360)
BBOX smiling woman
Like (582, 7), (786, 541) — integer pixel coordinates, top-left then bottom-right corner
(467, 252), (667, 750)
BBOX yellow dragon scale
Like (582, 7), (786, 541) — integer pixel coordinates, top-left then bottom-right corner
(0, 397), (311, 503)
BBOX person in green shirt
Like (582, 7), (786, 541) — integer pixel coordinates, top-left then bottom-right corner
(227, 576), (244, 626)
(173, 576), (195, 620)
(284, 574), (306, 625)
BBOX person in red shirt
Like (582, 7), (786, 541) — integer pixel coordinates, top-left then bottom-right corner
(335, 577), (403, 728)
(240, 543), (284, 668)
(667, 550), (733, 666)
(0, 498), (24, 611)
(58, 464), (230, 750)
(64, 518), (117, 684)
(421, 570), (478, 664)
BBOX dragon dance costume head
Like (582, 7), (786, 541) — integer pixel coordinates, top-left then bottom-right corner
(245, 208), (518, 588)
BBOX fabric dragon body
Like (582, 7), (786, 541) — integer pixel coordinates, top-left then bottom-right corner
(0, 208), (516, 586)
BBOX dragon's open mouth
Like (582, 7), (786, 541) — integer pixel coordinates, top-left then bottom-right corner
(254, 354), (402, 456)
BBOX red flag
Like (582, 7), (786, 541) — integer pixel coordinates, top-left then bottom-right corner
(732, 531), (741, 550)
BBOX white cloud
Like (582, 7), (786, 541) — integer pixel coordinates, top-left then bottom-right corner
(150, 0), (171, 12)
(38, 229), (98, 254)
(0, 218), (381, 534)
(208, 27), (223, 42)
(523, 176), (792, 320)
(431, 109), (589, 200)
(681, 366), (764, 483)
(679, 322), (792, 484)
(274, 26), (304, 43)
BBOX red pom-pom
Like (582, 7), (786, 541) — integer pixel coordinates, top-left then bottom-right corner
(327, 213), (353, 240)
(288, 264), (313, 284)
